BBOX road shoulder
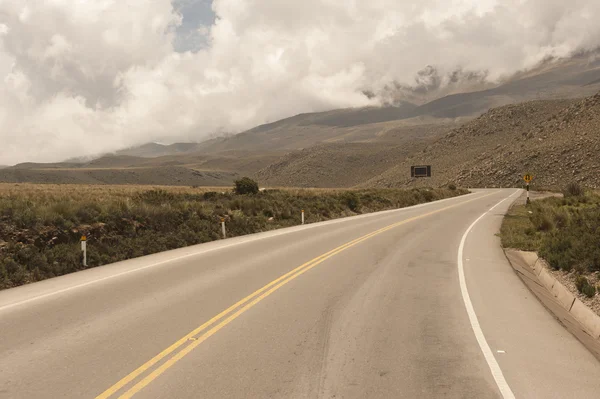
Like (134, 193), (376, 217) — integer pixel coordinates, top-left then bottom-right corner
(504, 249), (600, 360)
(463, 192), (600, 398)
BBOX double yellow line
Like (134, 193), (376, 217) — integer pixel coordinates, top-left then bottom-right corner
(97, 191), (499, 398)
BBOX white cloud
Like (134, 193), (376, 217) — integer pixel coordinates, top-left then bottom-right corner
(1, 0), (599, 164)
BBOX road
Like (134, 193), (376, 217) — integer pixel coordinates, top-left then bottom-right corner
(1, 189), (600, 398)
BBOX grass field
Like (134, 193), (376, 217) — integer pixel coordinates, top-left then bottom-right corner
(0, 183), (467, 290)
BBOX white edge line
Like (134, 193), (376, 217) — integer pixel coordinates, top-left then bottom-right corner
(0, 191), (483, 312)
(457, 189), (520, 399)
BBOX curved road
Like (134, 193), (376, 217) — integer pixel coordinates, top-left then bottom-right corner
(1, 189), (600, 398)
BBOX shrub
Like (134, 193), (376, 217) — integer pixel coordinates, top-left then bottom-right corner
(341, 192), (361, 212)
(533, 213), (554, 232)
(202, 191), (220, 201)
(540, 233), (573, 271)
(563, 182), (584, 198)
(234, 177), (259, 195)
(448, 183), (457, 191)
(575, 276), (590, 293)
(136, 189), (175, 205)
(582, 284), (596, 298)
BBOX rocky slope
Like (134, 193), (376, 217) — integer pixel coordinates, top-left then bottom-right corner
(363, 93), (600, 189)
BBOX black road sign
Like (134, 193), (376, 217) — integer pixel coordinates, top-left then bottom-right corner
(411, 165), (432, 178)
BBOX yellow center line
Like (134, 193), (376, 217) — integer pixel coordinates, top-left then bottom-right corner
(97, 190), (500, 399)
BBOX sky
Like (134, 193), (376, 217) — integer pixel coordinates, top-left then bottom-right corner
(0, 0), (599, 164)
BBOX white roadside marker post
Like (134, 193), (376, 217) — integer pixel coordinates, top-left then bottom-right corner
(301, 209), (305, 225)
(221, 218), (227, 239)
(523, 173), (533, 205)
(81, 235), (87, 267)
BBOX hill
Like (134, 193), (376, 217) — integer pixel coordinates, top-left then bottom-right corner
(0, 166), (239, 186)
(255, 120), (456, 187)
(114, 142), (204, 158)
(362, 93), (600, 189)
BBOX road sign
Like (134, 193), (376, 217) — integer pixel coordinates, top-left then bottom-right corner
(523, 174), (533, 183)
(411, 165), (432, 178)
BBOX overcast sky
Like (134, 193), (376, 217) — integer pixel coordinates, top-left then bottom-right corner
(1, 0), (599, 165)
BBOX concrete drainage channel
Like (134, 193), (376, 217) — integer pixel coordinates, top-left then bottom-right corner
(505, 250), (600, 360)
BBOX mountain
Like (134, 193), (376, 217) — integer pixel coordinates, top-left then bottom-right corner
(191, 53), (600, 157)
(3, 53), (600, 187)
(114, 142), (204, 158)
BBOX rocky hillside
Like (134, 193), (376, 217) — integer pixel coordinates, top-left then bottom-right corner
(363, 93), (600, 189)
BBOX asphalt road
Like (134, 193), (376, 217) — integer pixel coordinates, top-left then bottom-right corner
(1, 189), (600, 398)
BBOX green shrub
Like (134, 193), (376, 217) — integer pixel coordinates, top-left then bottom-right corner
(532, 213), (554, 232)
(552, 209), (570, 229)
(202, 191), (220, 201)
(234, 177), (259, 195)
(575, 276), (589, 293)
(563, 182), (584, 198)
(540, 233), (573, 271)
(582, 284), (596, 298)
(341, 192), (361, 212)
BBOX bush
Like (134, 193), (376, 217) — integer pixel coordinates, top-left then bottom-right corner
(448, 183), (457, 191)
(341, 192), (361, 212)
(563, 182), (584, 198)
(575, 276), (587, 292)
(532, 213), (554, 232)
(582, 284), (596, 298)
(575, 276), (597, 298)
(136, 189), (175, 205)
(202, 191), (220, 201)
(234, 177), (259, 195)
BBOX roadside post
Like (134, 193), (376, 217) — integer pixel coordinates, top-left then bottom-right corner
(221, 218), (227, 239)
(81, 236), (87, 267)
(523, 174), (533, 205)
(301, 209), (305, 225)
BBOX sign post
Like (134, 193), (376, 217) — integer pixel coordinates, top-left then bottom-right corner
(81, 236), (87, 267)
(221, 218), (227, 239)
(301, 210), (305, 225)
(523, 174), (534, 205)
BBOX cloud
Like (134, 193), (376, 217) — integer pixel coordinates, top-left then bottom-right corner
(1, 0), (599, 164)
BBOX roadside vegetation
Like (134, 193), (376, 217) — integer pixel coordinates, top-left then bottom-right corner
(0, 181), (467, 290)
(500, 183), (600, 298)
